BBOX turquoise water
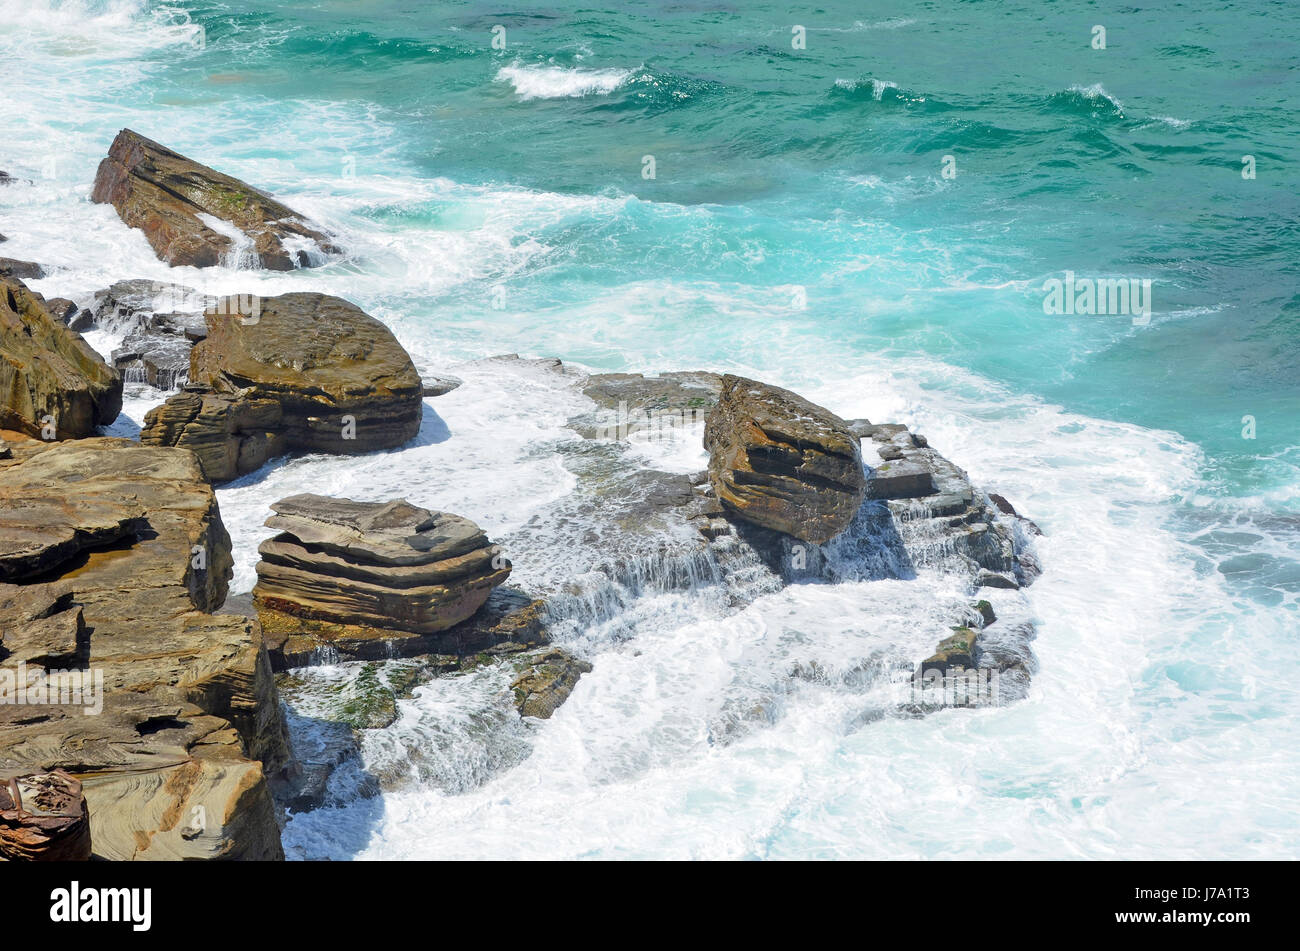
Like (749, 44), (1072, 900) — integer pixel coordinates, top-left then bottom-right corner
(2, 0), (1298, 858)
(85, 1), (1300, 492)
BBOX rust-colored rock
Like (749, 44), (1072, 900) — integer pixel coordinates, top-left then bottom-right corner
(91, 128), (339, 270)
(0, 770), (91, 861)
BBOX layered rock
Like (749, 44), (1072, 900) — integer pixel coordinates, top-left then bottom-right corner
(0, 438), (290, 860)
(0, 275), (122, 438)
(91, 129), (339, 270)
(141, 293), (423, 480)
(111, 312), (208, 390)
(703, 374), (866, 544)
(253, 495), (512, 659)
(855, 421), (1038, 587)
(0, 771), (91, 861)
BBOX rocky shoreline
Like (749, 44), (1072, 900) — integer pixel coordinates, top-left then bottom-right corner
(0, 136), (1040, 860)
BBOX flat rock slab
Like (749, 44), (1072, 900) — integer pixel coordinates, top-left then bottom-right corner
(0, 497), (146, 583)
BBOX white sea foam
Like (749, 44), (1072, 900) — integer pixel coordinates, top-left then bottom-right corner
(277, 351), (1300, 859)
(8, 0), (1298, 862)
(496, 65), (635, 101)
(1068, 82), (1125, 115)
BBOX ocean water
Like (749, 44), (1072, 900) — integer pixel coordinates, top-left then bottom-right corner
(2, 0), (1298, 859)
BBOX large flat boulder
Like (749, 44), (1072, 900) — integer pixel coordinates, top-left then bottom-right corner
(0, 276), (122, 439)
(0, 438), (290, 860)
(253, 494), (512, 642)
(91, 129), (340, 270)
(703, 374), (866, 544)
(140, 292), (423, 480)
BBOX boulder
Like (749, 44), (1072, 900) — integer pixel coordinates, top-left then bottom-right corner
(921, 628), (978, 674)
(91, 129), (340, 270)
(0, 258), (45, 281)
(703, 374), (866, 544)
(0, 275), (122, 438)
(140, 292), (423, 480)
(0, 438), (290, 860)
(253, 494), (512, 644)
(0, 770), (91, 861)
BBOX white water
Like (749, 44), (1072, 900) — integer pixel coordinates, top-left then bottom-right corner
(496, 64), (635, 100)
(5, 0), (1298, 860)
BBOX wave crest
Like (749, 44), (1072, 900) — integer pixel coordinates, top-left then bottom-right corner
(496, 64), (634, 101)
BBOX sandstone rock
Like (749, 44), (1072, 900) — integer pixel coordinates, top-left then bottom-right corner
(0, 438), (289, 860)
(0, 258), (45, 281)
(0, 496), (146, 582)
(703, 374), (866, 545)
(253, 494), (511, 645)
(0, 770), (91, 861)
(0, 276), (122, 438)
(509, 648), (592, 719)
(141, 293), (423, 480)
(421, 374), (462, 397)
(91, 129), (340, 270)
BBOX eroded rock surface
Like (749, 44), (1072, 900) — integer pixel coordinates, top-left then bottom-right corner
(253, 494), (512, 657)
(0, 276), (122, 439)
(91, 129), (339, 270)
(704, 374), (866, 544)
(0, 438), (289, 860)
(141, 293), (423, 480)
